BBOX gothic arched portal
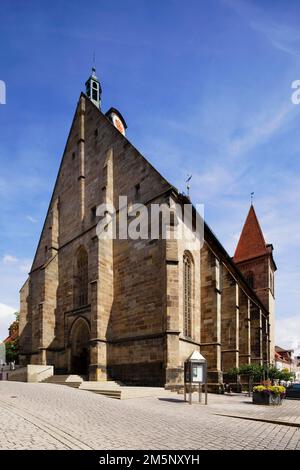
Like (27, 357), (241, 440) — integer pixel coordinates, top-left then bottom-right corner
(69, 317), (90, 376)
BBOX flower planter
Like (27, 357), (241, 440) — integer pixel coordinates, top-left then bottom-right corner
(253, 392), (282, 405)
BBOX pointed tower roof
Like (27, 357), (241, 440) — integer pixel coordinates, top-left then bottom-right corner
(233, 205), (269, 263)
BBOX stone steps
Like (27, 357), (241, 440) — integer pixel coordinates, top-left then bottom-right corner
(79, 381), (122, 390)
(79, 382), (170, 399)
(42, 374), (84, 388)
(85, 389), (122, 399)
(41, 375), (170, 399)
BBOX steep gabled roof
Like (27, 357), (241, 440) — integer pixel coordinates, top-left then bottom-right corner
(233, 205), (269, 263)
(176, 192), (270, 316)
(29, 93), (174, 274)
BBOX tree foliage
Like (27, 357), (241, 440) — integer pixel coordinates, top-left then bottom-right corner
(5, 337), (19, 363)
(227, 364), (294, 382)
(4, 312), (19, 364)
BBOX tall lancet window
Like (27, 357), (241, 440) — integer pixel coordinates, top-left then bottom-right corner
(92, 81), (98, 101)
(75, 247), (89, 308)
(183, 251), (193, 338)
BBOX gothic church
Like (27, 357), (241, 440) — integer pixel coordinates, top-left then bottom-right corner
(19, 69), (276, 390)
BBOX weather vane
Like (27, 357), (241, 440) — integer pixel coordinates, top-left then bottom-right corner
(186, 175), (192, 197)
(251, 192), (254, 205)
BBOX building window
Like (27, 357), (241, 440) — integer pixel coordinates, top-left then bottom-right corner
(92, 89), (98, 101)
(135, 183), (141, 200)
(245, 271), (254, 289)
(75, 247), (88, 307)
(215, 258), (222, 291)
(183, 251), (193, 338)
(91, 206), (97, 221)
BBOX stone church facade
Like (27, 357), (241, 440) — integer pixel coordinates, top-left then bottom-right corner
(19, 69), (276, 390)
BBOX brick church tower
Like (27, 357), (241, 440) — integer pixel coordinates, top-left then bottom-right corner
(233, 205), (276, 362)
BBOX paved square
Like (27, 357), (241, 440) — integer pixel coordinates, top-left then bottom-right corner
(0, 382), (300, 450)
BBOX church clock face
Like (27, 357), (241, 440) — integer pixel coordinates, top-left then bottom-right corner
(112, 113), (125, 136)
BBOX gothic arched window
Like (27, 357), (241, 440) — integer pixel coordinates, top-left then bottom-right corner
(183, 251), (193, 338)
(75, 247), (88, 308)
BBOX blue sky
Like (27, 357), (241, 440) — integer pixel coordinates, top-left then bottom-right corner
(0, 0), (299, 352)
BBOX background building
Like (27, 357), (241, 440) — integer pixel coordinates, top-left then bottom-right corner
(275, 345), (296, 374)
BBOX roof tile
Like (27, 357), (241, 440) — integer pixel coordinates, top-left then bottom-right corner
(233, 205), (268, 263)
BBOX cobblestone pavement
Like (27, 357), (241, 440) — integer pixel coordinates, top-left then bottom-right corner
(0, 382), (300, 450)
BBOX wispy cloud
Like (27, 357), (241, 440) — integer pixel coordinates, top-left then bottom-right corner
(0, 173), (48, 201)
(227, 105), (295, 158)
(0, 256), (31, 316)
(276, 314), (300, 355)
(26, 215), (38, 224)
(2, 255), (18, 264)
(0, 302), (16, 341)
(224, 0), (300, 58)
(1, 255), (32, 272)
(250, 20), (300, 58)
(19, 261), (32, 274)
